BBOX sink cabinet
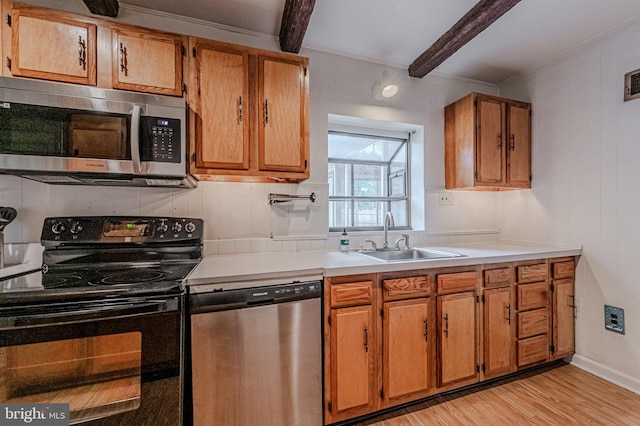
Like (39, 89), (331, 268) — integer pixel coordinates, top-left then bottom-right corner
(324, 257), (576, 425)
(444, 92), (531, 190)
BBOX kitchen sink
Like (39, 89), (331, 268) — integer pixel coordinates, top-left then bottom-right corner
(357, 248), (463, 262)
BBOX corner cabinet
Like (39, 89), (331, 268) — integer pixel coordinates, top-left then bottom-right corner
(445, 92), (531, 190)
(8, 7), (97, 85)
(188, 38), (310, 183)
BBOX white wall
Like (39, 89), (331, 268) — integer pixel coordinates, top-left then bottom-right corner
(0, 1), (503, 256)
(500, 16), (640, 392)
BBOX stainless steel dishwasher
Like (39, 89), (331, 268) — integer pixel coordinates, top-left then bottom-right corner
(187, 277), (323, 426)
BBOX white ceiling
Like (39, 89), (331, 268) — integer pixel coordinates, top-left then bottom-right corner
(121, 0), (640, 85)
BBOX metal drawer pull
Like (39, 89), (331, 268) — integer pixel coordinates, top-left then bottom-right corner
(506, 303), (512, 324)
(238, 96), (243, 122)
(364, 326), (369, 352)
(264, 99), (269, 124)
(424, 318), (428, 341)
(510, 134), (516, 150)
(78, 36), (86, 70)
(444, 313), (449, 338)
(120, 43), (128, 76)
(498, 133), (502, 149)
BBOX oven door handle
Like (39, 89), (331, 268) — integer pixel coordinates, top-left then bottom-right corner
(1, 296), (180, 329)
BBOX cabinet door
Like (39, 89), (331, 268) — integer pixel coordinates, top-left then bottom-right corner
(112, 28), (182, 96)
(483, 287), (515, 378)
(11, 10), (96, 85)
(383, 298), (431, 405)
(476, 97), (505, 185)
(506, 102), (531, 186)
(329, 305), (375, 418)
(258, 56), (308, 173)
(194, 43), (250, 170)
(553, 279), (575, 359)
(438, 292), (477, 386)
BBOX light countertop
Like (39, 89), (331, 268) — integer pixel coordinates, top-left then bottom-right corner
(186, 240), (582, 288)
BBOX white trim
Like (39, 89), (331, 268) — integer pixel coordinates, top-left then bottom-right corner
(571, 354), (640, 395)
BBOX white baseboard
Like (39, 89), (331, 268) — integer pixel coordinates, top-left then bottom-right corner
(571, 354), (640, 395)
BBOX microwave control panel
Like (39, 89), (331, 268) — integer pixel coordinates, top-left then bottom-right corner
(141, 116), (181, 163)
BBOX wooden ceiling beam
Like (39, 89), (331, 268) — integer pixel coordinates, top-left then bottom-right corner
(408, 0), (521, 78)
(279, 0), (316, 54)
(82, 0), (119, 18)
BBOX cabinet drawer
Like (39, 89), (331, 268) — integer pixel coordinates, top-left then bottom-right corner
(383, 276), (430, 300)
(517, 282), (548, 311)
(330, 281), (373, 307)
(553, 260), (575, 279)
(517, 264), (548, 283)
(484, 268), (513, 288)
(517, 335), (548, 367)
(518, 308), (548, 338)
(437, 271), (477, 294)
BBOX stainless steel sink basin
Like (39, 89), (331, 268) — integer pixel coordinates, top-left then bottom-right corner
(357, 248), (463, 262)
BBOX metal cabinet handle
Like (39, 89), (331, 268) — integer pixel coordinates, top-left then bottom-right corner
(264, 99), (269, 125)
(510, 134), (516, 151)
(119, 43), (128, 76)
(444, 314), (449, 338)
(78, 36), (86, 70)
(238, 96), (243, 122)
(569, 295), (577, 318)
(424, 318), (428, 341)
(364, 325), (369, 352)
(506, 303), (512, 325)
(497, 133), (503, 149)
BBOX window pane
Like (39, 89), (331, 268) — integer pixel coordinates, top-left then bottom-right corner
(329, 200), (351, 228)
(390, 200), (408, 227)
(390, 144), (406, 173)
(328, 132), (404, 162)
(354, 201), (385, 227)
(328, 163), (352, 196)
(354, 164), (386, 197)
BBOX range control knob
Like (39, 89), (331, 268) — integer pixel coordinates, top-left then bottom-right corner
(51, 221), (66, 235)
(184, 221), (196, 233)
(157, 221), (169, 233)
(172, 222), (183, 233)
(70, 221), (84, 234)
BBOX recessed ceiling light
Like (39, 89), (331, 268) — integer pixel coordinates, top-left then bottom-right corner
(381, 84), (398, 98)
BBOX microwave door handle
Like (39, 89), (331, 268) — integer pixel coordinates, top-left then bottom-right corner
(131, 104), (142, 173)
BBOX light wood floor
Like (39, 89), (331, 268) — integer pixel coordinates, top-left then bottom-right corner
(356, 362), (640, 425)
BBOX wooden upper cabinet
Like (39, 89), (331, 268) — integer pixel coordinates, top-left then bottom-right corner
(192, 40), (250, 171)
(258, 56), (308, 173)
(10, 8), (96, 85)
(189, 38), (309, 182)
(445, 92), (531, 190)
(112, 27), (183, 96)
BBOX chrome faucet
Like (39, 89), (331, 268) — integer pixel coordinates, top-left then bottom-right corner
(383, 211), (395, 249)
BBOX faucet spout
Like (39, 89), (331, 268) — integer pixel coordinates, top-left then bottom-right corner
(383, 211), (395, 249)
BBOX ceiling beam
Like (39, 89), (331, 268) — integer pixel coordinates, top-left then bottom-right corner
(82, 0), (119, 18)
(279, 0), (316, 54)
(408, 0), (521, 78)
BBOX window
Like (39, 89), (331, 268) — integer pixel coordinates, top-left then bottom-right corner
(328, 128), (410, 231)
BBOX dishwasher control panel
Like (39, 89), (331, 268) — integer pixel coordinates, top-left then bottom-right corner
(189, 280), (322, 314)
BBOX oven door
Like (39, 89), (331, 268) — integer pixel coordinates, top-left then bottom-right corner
(0, 294), (183, 425)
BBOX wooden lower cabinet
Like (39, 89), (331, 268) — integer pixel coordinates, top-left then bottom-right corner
(382, 298), (433, 407)
(329, 305), (375, 417)
(483, 286), (516, 379)
(437, 292), (478, 387)
(324, 257), (576, 424)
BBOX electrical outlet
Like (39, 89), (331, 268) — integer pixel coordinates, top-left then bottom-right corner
(604, 305), (625, 334)
(439, 191), (454, 206)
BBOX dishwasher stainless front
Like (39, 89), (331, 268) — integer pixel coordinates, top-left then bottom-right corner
(187, 278), (323, 426)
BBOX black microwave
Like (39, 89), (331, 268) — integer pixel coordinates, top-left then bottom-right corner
(0, 76), (195, 188)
